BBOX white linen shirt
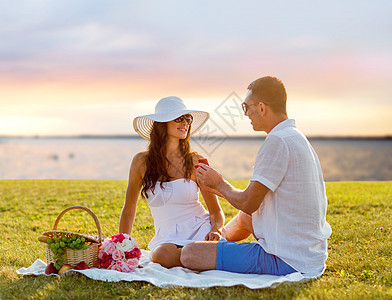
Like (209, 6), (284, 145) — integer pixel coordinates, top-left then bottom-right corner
(251, 119), (332, 277)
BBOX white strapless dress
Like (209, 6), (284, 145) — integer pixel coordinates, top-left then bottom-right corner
(145, 178), (212, 251)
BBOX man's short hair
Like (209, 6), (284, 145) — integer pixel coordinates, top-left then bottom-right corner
(247, 76), (287, 114)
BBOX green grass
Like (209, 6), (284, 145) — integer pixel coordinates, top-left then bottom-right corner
(0, 180), (391, 299)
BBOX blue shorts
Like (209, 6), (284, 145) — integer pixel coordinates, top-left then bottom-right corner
(216, 239), (297, 275)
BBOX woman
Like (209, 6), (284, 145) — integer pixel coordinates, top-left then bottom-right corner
(119, 96), (224, 268)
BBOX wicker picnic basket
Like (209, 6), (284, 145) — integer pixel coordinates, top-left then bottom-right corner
(39, 206), (102, 268)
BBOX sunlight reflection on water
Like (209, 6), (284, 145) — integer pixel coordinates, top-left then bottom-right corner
(0, 137), (391, 181)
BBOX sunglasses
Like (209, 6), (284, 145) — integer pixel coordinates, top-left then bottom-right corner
(173, 114), (193, 125)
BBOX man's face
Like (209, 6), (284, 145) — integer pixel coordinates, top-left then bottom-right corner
(243, 90), (263, 131)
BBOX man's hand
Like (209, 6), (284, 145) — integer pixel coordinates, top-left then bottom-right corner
(196, 163), (223, 193)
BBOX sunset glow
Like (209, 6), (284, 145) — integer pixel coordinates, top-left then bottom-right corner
(1, 1), (391, 137)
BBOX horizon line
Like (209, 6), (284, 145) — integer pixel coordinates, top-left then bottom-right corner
(1, 134), (391, 140)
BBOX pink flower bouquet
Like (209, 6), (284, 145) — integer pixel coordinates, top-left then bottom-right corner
(98, 233), (141, 272)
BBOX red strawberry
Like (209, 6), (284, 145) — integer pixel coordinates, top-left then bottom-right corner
(75, 261), (89, 270)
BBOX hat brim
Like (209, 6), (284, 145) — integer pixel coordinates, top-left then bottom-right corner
(133, 110), (209, 141)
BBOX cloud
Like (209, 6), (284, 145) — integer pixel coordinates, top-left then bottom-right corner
(0, 1), (391, 136)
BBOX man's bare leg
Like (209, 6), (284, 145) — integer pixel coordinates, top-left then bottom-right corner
(224, 211), (253, 241)
(180, 241), (218, 271)
(181, 212), (253, 271)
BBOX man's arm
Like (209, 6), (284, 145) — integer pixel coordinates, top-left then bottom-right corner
(216, 179), (269, 215)
(196, 164), (270, 215)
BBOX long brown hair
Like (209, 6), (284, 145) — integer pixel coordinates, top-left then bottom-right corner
(141, 121), (195, 198)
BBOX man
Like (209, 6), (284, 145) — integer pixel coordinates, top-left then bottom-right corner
(180, 76), (332, 277)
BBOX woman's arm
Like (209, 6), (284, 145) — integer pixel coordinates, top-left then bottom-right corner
(118, 152), (145, 234)
(192, 154), (224, 240)
(201, 186), (225, 241)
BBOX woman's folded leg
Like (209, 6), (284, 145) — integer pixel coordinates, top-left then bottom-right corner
(151, 243), (183, 268)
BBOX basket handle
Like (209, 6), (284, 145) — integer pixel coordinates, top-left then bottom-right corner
(53, 206), (102, 241)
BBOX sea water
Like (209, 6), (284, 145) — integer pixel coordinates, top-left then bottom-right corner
(0, 137), (391, 181)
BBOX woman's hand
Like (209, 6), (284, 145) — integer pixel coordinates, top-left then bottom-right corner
(205, 229), (222, 241)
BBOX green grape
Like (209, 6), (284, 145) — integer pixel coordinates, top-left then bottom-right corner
(50, 234), (90, 271)
(49, 235), (73, 271)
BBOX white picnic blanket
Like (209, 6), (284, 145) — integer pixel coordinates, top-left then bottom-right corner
(17, 250), (313, 289)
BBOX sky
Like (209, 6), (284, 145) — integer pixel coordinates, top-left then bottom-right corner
(1, 1), (391, 137)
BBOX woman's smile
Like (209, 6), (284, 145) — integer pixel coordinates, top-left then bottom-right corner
(177, 127), (188, 134)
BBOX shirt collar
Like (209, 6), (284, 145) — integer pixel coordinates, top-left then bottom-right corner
(269, 119), (295, 135)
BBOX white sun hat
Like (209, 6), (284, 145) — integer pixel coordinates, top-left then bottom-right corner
(133, 96), (210, 141)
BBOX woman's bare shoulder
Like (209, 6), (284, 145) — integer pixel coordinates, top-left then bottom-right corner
(134, 151), (148, 160)
(132, 151), (148, 169)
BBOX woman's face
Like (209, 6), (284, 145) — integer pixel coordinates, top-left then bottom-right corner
(167, 114), (193, 140)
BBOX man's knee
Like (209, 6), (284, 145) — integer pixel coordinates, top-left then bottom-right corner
(225, 211), (253, 241)
(237, 211), (253, 229)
